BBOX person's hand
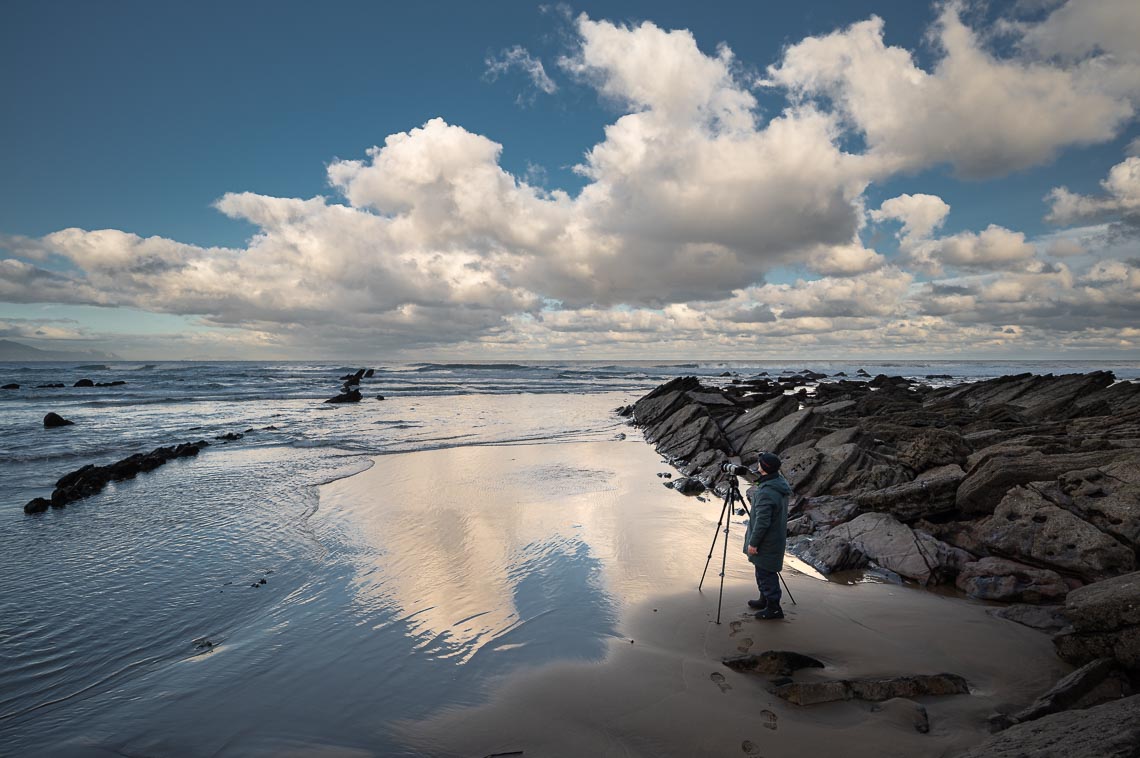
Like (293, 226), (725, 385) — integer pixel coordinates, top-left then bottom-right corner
(747, 545), (758, 556)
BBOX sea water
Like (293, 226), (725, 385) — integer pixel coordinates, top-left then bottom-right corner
(1, 359), (1136, 754)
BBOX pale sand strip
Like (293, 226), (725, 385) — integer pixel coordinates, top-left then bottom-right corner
(320, 438), (1067, 757)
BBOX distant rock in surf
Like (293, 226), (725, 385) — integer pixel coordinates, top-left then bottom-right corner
(44, 412), (74, 428)
(2, 383), (18, 390)
(73, 378), (94, 387)
(325, 388), (362, 404)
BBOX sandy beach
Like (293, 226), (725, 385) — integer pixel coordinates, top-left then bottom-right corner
(322, 436), (1068, 757)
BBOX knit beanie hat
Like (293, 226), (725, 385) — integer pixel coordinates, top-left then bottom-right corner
(758, 452), (782, 473)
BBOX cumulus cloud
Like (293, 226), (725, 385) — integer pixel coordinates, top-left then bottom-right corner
(871, 194), (951, 245)
(767, 3), (1137, 178)
(1047, 156), (1140, 224)
(485, 45), (558, 101)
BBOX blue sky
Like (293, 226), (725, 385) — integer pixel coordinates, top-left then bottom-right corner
(1, 0), (1138, 359)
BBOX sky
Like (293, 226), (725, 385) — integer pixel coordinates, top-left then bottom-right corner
(1, 0), (1138, 361)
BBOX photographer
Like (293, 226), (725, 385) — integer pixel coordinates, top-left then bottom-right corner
(722, 452), (792, 620)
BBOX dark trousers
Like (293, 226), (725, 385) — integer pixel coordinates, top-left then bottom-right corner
(755, 564), (782, 607)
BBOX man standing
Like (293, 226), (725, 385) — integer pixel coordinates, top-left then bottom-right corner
(725, 452), (792, 620)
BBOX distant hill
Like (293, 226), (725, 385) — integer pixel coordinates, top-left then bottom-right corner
(0, 339), (120, 362)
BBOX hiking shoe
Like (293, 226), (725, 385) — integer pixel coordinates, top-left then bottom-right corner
(747, 598), (767, 610)
(755, 606), (784, 620)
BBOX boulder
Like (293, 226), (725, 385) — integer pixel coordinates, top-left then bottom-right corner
(955, 557), (1069, 603)
(772, 673), (968, 705)
(955, 694), (1140, 758)
(791, 512), (971, 584)
(23, 497), (51, 514)
(793, 496), (862, 534)
(73, 378), (94, 387)
(43, 412), (74, 428)
(779, 446), (820, 490)
(855, 464), (964, 522)
(670, 477), (706, 496)
(980, 486), (1135, 582)
(719, 394), (798, 454)
(325, 388), (362, 404)
(796, 443), (865, 498)
(1056, 460), (1140, 550)
(2, 383), (18, 390)
(1054, 571), (1140, 671)
(722, 650), (825, 676)
(740, 408), (819, 459)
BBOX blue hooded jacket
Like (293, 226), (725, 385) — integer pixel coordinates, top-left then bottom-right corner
(743, 473), (792, 573)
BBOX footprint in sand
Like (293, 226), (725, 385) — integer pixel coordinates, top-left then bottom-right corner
(760, 709), (777, 730)
(710, 672), (732, 693)
(728, 620), (743, 637)
(736, 637), (753, 653)
(741, 739), (764, 755)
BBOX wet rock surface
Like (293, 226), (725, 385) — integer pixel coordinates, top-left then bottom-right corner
(955, 694), (1140, 758)
(772, 673), (969, 705)
(43, 412), (74, 428)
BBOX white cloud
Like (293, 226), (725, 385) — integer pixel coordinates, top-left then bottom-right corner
(871, 193), (951, 244)
(767, 4), (1136, 178)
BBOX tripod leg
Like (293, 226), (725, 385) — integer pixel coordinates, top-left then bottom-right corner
(779, 572), (797, 606)
(698, 491), (732, 592)
(717, 505), (731, 625)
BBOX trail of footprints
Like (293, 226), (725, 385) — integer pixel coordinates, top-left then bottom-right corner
(721, 620), (778, 754)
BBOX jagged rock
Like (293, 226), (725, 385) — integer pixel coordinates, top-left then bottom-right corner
(43, 412), (74, 428)
(856, 369), (870, 377)
(814, 426), (861, 448)
(325, 388), (362, 404)
(855, 464), (964, 522)
(791, 512), (971, 584)
(2, 383), (19, 390)
(896, 428), (970, 473)
(772, 673), (968, 705)
(1054, 571), (1140, 671)
(987, 604), (1069, 633)
(23, 497), (52, 514)
(956, 557), (1069, 603)
(720, 394), (798, 454)
(955, 694), (1140, 758)
(979, 486), (1135, 582)
(722, 650), (824, 676)
(215, 432), (244, 441)
(1011, 658), (1131, 725)
(870, 698), (930, 734)
(740, 408), (820, 460)
(1057, 460), (1140, 550)
(73, 378), (94, 387)
(796, 443), (866, 498)
(780, 446), (820, 489)
(632, 376), (701, 427)
(793, 496), (862, 534)
(364, 368), (375, 378)
(956, 450), (1129, 515)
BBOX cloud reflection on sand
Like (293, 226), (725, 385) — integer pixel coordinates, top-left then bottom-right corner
(318, 440), (727, 665)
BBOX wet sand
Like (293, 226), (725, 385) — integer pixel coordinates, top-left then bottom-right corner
(325, 437), (1068, 757)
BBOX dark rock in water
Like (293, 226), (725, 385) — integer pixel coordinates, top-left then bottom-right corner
(956, 557), (1069, 603)
(35, 383), (65, 388)
(364, 368), (375, 378)
(1054, 571), (1140, 671)
(956, 694), (1140, 758)
(615, 404), (634, 417)
(856, 369), (870, 376)
(325, 388), (362, 404)
(340, 368), (366, 386)
(215, 432), (244, 441)
(772, 673), (968, 705)
(833, 372), (847, 377)
(723, 650), (825, 676)
(23, 497), (52, 514)
(94, 380), (126, 387)
(719, 371), (732, 377)
(925, 374), (953, 379)
(73, 378), (94, 387)
(76, 364), (110, 371)
(376, 394), (385, 400)
(2, 382), (19, 390)
(43, 412), (74, 428)
(1010, 658), (1131, 725)
(24, 440), (208, 515)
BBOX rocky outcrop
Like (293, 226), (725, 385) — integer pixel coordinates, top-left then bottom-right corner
(325, 388), (362, 404)
(23, 441), (209, 514)
(722, 650), (824, 676)
(1054, 571), (1140, 671)
(627, 371), (1140, 600)
(1008, 658), (1132, 725)
(956, 557), (1069, 603)
(2, 382), (18, 390)
(955, 694), (1140, 758)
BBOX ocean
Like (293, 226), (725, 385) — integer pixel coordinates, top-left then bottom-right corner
(1, 359), (1137, 755)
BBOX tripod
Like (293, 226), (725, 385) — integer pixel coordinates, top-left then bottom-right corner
(698, 474), (796, 624)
